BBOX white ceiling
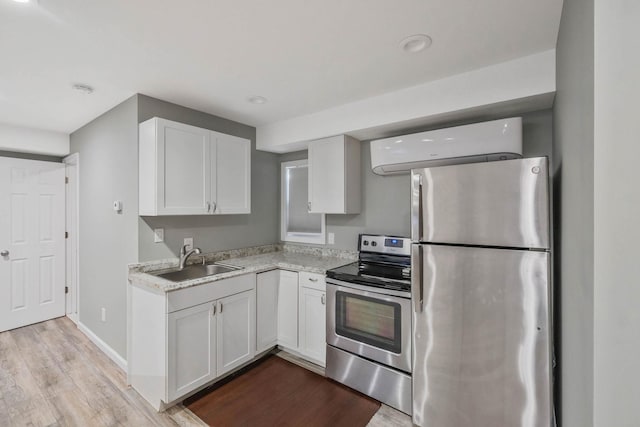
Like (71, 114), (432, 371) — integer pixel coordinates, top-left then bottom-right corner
(0, 0), (563, 134)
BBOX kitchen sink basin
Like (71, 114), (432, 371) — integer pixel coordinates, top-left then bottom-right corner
(152, 263), (242, 282)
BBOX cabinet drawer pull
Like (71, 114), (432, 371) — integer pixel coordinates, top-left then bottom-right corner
(206, 202), (211, 212)
(213, 201), (217, 213)
(219, 302), (223, 313)
(212, 303), (216, 316)
(308, 278), (318, 282)
(321, 294), (326, 305)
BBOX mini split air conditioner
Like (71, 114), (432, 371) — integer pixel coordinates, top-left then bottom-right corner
(370, 117), (523, 175)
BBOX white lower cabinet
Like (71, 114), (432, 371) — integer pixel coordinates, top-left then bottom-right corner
(255, 270), (327, 366)
(277, 270), (299, 350)
(217, 290), (255, 376)
(130, 268), (331, 411)
(167, 289), (254, 401)
(129, 273), (256, 410)
(167, 301), (216, 402)
(298, 272), (327, 366)
(256, 270), (279, 353)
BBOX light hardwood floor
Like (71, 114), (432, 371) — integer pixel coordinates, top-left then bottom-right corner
(0, 317), (411, 427)
(0, 317), (197, 427)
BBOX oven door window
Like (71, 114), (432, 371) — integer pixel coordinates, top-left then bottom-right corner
(335, 291), (402, 353)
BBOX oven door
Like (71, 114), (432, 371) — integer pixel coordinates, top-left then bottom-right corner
(326, 278), (411, 373)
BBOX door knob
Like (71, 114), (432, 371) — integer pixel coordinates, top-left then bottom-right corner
(1, 250), (9, 257)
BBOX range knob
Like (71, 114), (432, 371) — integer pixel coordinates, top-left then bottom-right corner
(371, 241), (377, 247)
(363, 240), (369, 246)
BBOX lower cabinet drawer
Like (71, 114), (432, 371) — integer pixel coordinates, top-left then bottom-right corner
(298, 271), (326, 292)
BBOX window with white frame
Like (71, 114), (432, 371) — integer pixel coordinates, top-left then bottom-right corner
(281, 160), (325, 244)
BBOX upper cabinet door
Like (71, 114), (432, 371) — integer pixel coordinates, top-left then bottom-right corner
(139, 118), (211, 215)
(213, 132), (251, 214)
(308, 135), (360, 214)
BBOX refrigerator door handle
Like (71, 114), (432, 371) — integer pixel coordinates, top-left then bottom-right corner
(411, 245), (423, 312)
(411, 172), (423, 242)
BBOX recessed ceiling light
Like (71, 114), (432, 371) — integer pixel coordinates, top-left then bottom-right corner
(247, 95), (267, 105)
(12, 0), (32, 3)
(72, 83), (94, 94)
(400, 34), (432, 53)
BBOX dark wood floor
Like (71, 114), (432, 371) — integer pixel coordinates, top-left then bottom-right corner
(186, 356), (381, 427)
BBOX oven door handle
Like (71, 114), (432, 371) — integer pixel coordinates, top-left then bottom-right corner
(412, 245), (423, 313)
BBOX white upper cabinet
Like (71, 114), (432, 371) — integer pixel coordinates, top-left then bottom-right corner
(213, 131), (251, 214)
(139, 117), (251, 216)
(139, 118), (211, 215)
(308, 135), (361, 214)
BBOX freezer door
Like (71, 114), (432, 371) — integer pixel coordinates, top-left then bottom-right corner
(412, 244), (552, 427)
(411, 157), (549, 249)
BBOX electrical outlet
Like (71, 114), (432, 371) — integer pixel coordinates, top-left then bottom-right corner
(153, 228), (164, 243)
(183, 237), (193, 251)
(101, 308), (106, 322)
(328, 232), (335, 245)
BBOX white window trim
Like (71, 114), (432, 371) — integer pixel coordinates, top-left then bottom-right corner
(281, 160), (326, 244)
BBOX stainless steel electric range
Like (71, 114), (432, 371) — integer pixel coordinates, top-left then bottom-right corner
(325, 234), (412, 415)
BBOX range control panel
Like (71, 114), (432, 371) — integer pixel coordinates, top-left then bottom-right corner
(358, 234), (411, 256)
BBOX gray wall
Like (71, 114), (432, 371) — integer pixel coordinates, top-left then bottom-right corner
(281, 110), (554, 251)
(553, 0), (595, 425)
(137, 95), (280, 261)
(70, 93), (279, 359)
(70, 95), (139, 360)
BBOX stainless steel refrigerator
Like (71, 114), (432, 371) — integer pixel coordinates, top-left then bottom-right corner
(411, 157), (553, 427)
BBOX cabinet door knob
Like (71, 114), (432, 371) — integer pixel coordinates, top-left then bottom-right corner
(1, 250), (9, 257)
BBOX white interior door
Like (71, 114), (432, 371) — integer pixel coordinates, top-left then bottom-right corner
(0, 157), (65, 332)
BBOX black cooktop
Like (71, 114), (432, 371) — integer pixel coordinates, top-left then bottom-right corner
(326, 261), (411, 293)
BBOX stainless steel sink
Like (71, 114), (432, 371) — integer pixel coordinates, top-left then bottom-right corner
(152, 263), (242, 282)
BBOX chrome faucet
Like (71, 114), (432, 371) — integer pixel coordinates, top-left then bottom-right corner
(179, 244), (202, 269)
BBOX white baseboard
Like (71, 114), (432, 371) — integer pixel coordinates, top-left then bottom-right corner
(77, 321), (127, 372)
(66, 313), (78, 325)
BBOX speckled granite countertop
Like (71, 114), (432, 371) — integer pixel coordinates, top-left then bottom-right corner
(128, 244), (357, 293)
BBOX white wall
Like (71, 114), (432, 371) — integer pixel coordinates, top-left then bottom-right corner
(0, 122), (69, 156)
(593, 1), (640, 425)
(257, 50), (556, 153)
